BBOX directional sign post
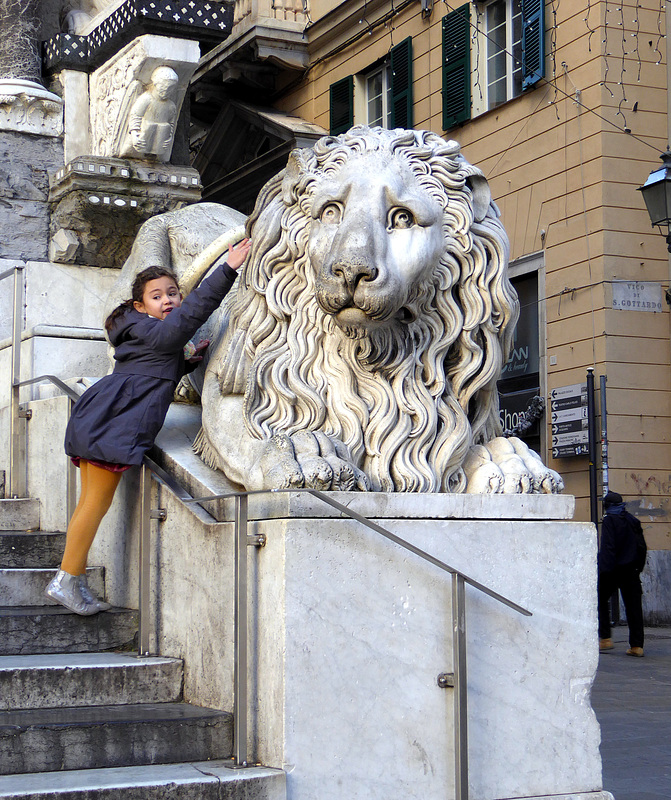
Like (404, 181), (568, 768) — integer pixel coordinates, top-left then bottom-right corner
(549, 383), (589, 458)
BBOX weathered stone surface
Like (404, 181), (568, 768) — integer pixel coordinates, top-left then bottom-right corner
(0, 565), (105, 606)
(0, 605), (137, 655)
(0, 652), (183, 710)
(0, 762), (286, 800)
(0, 131), (63, 260)
(0, 530), (65, 568)
(0, 702), (233, 774)
(0, 499), (40, 531)
(48, 157), (202, 267)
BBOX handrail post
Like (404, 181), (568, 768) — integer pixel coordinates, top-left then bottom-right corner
(9, 265), (25, 498)
(138, 463), (152, 656)
(234, 492), (249, 766)
(452, 573), (468, 800)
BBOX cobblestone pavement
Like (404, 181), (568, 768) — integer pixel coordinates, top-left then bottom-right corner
(592, 626), (671, 800)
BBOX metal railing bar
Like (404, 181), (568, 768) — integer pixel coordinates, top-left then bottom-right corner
(0, 265), (21, 282)
(138, 464), (152, 656)
(177, 485), (530, 616)
(452, 573), (468, 800)
(143, 455), (196, 503)
(9, 266), (25, 498)
(16, 374), (80, 401)
(233, 493), (249, 766)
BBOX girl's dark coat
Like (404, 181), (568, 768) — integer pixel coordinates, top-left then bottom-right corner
(65, 262), (237, 466)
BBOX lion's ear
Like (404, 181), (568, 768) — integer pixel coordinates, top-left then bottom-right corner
(466, 174), (492, 223)
(282, 149), (310, 205)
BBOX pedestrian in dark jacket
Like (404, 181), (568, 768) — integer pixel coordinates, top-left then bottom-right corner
(598, 490), (647, 657)
(45, 239), (251, 616)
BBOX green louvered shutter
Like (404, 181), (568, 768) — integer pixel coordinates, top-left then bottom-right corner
(390, 37), (413, 129)
(442, 4), (471, 129)
(329, 76), (354, 135)
(521, 0), (545, 90)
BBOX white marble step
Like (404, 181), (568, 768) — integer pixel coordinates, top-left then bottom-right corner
(0, 499), (40, 533)
(0, 761), (286, 799)
(0, 653), (183, 710)
(0, 567), (105, 606)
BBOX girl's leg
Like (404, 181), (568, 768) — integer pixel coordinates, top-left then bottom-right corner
(60, 462), (122, 575)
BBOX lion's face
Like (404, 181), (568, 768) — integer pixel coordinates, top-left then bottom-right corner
(307, 152), (445, 337)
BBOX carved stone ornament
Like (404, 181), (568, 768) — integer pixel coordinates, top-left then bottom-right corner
(89, 34), (199, 161)
(0, 79), (63, 137)
(109, 127), (564, 494)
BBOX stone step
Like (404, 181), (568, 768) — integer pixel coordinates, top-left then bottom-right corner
(0, 703), (233, 775)
(0, 499), (40, 532)
(0, 606), (137, 656)
(0, 762), (286, 799)
(0, 531), (66, 569)
(0, 567), (105, 606)
(0, 653), (183, 710)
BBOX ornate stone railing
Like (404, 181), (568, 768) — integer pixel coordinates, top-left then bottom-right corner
(233, 0), (307, 26)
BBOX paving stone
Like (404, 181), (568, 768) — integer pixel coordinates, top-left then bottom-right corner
(592, 626), (671, 800)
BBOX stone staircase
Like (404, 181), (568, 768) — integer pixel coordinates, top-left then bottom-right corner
(0, 496), (285, 799)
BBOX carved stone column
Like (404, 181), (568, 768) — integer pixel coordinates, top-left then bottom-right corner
(0, 0), (41, 82)
(0, 0), (64, 137)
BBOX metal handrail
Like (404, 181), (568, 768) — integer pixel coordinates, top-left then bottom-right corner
(137, 477), (531, 800)
(2, 264), (25, 498)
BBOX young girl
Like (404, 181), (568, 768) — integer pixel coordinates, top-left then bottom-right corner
(45, 238), (251, 615)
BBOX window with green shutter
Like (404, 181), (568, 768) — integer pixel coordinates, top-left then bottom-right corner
(521, 0), (545, 89)
(442, 4), (471, 129)
(390, 37), (413, 129)
(329, 76), (354, 135)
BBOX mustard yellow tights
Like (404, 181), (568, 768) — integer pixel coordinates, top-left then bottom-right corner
(60, 460), (122, 576)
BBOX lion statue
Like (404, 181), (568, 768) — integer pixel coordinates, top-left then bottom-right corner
(108, 126), (562, 494)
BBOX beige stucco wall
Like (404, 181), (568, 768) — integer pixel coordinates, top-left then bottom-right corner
(277, 0), (671, 545)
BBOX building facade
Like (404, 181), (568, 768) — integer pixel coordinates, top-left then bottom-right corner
(202, 0), (671, 618)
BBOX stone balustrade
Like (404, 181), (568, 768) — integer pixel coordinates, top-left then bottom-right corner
(233, 0), (307, 26)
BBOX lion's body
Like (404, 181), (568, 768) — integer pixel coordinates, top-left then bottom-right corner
(199, 128), (526, 492)
(112, 126), (563, 494)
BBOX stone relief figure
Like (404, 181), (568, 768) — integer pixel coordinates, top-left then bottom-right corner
(62, 0), (112, 33)
(114, 66), (179, 161)
(108, 127), (563, 494)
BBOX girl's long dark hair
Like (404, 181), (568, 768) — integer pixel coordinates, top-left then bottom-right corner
(105, 266), (179, 332)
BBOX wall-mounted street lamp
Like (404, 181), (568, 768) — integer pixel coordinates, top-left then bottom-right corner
(638, 149), (671, 252)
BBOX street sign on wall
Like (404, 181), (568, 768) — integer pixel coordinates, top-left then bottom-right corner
(549, 383), (588, 458)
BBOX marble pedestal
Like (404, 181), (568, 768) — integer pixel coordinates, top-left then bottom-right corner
(242, 493), (612, 800)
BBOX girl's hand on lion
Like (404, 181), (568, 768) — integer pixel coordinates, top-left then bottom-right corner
(226, 238), (251, 270)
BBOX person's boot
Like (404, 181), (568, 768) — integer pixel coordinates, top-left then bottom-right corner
(45, 569), (99, 615)
(626, 646), (644, 657)
(599, 638), (614, 652)
(78, 574), (111, 612)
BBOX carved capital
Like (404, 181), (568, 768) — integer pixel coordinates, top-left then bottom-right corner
(0, 79), (64, 137)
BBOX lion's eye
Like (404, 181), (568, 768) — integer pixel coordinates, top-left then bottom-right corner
(320, 203), (343, 224)
(389, 208), (415, 229)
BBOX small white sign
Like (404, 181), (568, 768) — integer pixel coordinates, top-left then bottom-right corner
(612, 281), (663, 312)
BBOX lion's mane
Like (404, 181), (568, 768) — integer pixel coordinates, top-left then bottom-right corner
(207, 127), (519, 492)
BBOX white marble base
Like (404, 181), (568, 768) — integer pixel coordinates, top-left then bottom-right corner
(244, 504), (602, 800)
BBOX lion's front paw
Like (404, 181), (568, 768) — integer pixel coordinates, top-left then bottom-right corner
(463, 437), (563, 494)
(257, 431), (370, 491)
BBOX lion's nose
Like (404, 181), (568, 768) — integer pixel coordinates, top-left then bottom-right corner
(332, 260), (378, 292)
